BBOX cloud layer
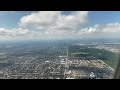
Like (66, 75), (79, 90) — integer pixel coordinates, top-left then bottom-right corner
(0, 11), (120, 40)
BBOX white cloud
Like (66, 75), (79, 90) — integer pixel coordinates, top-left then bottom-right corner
(80, 23), (120, 33)
(1, 22), (120, 40)
(19, 11), (89, 36)
(4, 11), (120, 40)
(20, 11), (61, 29)
(77, 23), (120, 38)
(0, 28), (42, 39)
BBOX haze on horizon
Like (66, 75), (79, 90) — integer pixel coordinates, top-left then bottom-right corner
(0, 11), (120, 40)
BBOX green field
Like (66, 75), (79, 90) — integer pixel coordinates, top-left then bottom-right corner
(71, 52), (89, 55)
(69, 45), (119, 69)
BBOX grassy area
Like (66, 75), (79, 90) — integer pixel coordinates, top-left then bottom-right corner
(104, 59), (118, 69)
(69, 46), (119, 69)
(71, 52), (89, 55)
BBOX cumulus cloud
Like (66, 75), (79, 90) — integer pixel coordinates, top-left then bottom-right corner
(0, 28), (44, 40)
(1, 22), (120, 40)
(19, 11), (89, 35)
(0, 28), (26, 37)
(2, 11), (120, 40)
(77, 23), (120, 38)
(80, 23), (120, 33)
(20, 11), (61, 29)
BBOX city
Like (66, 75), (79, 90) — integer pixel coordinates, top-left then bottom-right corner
(0, 40), (117, 79)
(0, 11), (120, 79)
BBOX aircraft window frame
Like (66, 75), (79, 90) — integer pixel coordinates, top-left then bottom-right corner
(113, 55), (120, 79)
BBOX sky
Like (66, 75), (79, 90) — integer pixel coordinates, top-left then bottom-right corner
(0, 11), (120, 40)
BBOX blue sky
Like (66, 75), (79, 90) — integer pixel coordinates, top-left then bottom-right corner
(0, 11), (32, 29)
(88, 11), (120, 25)
(1, 11), (120, 28)
(0, 11), (120, 40)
